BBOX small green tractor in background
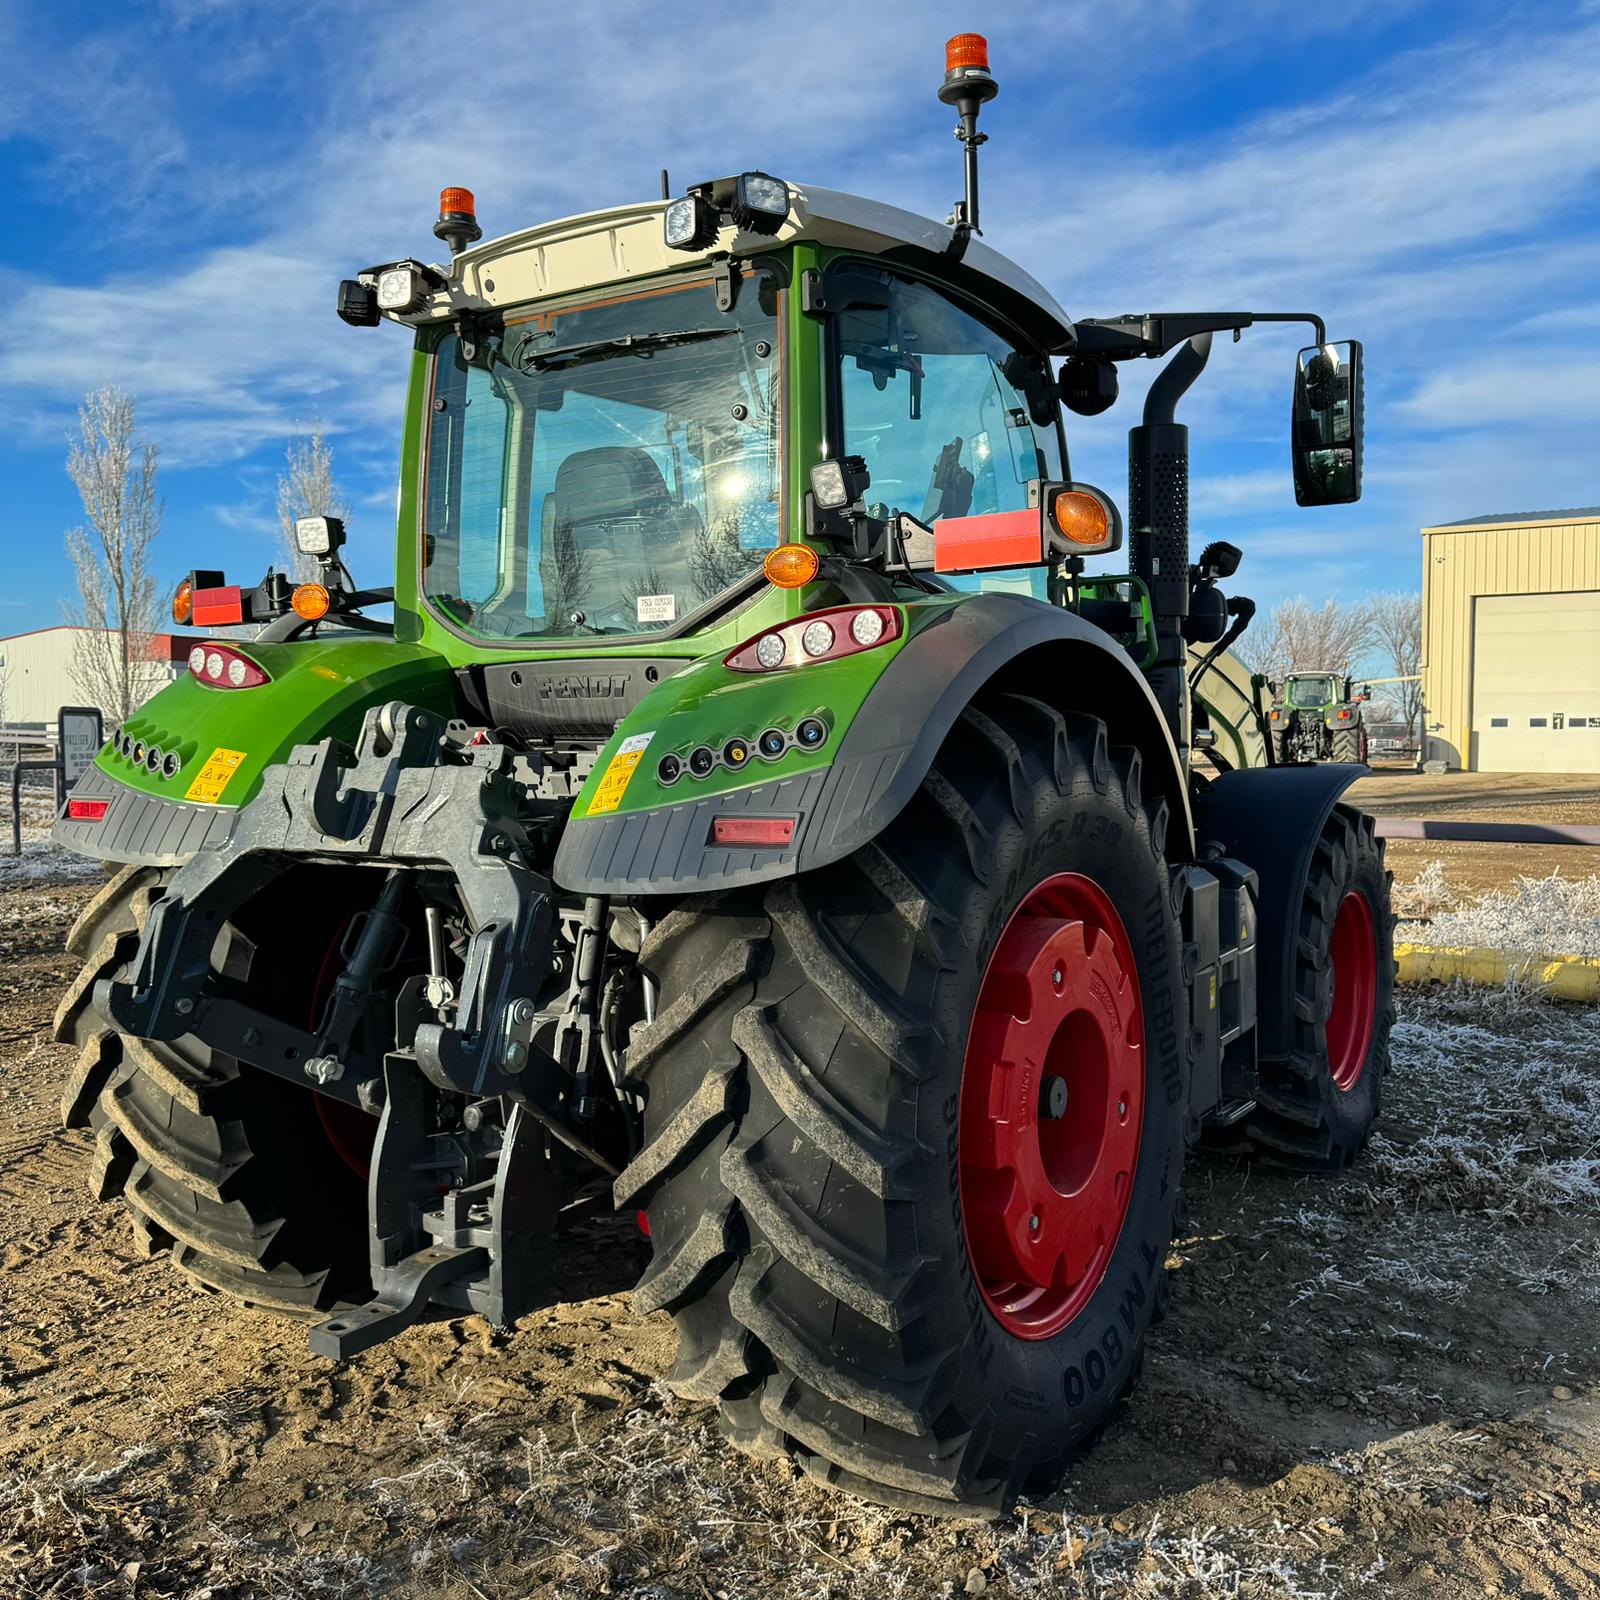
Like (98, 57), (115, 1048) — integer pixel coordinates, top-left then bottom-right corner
(51, 34), (1391, 1515)
(1269, 671), (1370, 765)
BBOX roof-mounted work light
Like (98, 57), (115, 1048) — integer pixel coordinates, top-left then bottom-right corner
(663, 192), (719, 251)
(375, 259), (446, 314)
(336, 278), (380, 327)
(663, 172), (791, 251)
(730, 172), (790, 234)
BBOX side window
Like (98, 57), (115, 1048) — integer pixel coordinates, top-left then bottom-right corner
(835, 273), (1062, 525)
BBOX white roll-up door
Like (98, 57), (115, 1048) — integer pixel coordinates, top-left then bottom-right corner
(1470, 591), (1600, 773)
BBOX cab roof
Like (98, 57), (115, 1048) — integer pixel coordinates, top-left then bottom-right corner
(434, 182), (1076, 351)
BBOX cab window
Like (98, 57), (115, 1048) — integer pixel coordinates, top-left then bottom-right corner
(833, 269), (1063, 595)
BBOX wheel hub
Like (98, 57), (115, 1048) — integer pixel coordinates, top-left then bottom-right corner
(959, 873), (1145, 1340)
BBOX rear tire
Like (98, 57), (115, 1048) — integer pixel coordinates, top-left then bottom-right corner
(619, 696), (1188, 1514)
(55, 866), (372, 1314)
(1242, 806), (1394, 1167)
(1331, 727), (1363, 763)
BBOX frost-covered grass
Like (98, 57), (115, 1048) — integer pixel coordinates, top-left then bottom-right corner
(1356, 985), (1600, 1219)
(1407, 868), (1600, 961)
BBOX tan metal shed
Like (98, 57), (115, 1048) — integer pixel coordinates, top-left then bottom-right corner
(1420, 508), (1600, 772)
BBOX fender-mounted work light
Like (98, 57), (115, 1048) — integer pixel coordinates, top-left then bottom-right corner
(294, 515), (346, 557)
(809, 455), (870, 511)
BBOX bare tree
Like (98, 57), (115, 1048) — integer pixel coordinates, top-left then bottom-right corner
(275, 429), (350, 582)
(1368, 590), (1423, 734)
(1238, 596), (1374, 684)
(62, 386), (164, 723)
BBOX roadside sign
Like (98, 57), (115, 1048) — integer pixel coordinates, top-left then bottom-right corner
(58, 706), (104, 789)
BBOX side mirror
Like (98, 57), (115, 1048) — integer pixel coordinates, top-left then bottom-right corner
(1292, 340), (1363, 506)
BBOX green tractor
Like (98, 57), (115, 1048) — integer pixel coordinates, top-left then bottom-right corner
(53, 35), (1391, 1515)
(1269, 671), (1370, 765)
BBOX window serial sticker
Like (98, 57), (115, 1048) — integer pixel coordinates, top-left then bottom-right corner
(184, 747), (247, 804)
(588, 732), (654, 815)
(636, 593), (677, 624)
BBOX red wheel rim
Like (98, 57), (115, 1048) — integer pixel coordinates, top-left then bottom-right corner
(958, 873), (1144, 1341)
(1326, 890), (1376, 1092)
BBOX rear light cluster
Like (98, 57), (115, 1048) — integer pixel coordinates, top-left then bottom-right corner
(67, 798), (110, 821)
(724, 605), (901, 673)
(188, 644), (270, 689)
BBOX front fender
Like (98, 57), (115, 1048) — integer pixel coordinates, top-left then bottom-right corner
(1194, 763), (1369, 1058)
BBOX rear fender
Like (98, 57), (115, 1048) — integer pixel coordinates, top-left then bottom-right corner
(1194, 764), (1369, 1058)
(798, 592), (1194, 868)
(553, 592), (1193, 894)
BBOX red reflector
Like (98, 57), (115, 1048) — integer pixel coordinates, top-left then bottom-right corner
(192, 585), (244, 626)
(933, 507), (1045, 573)
(711, 817), (796, 848)
(68, 798), (110, 821)
(635, 1209), (651, 1237)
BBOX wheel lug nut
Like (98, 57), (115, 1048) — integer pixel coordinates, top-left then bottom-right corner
(1117, 1097), (1128, 1118)
(1039, 1075), (1069, 1120)
(1050, 967), (1063, 989)
(1028, 1214), (1040, 1234)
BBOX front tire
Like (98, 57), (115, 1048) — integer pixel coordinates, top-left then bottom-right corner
(618, 696), (1188, 1514)
(1242, 806), (1394, 1167)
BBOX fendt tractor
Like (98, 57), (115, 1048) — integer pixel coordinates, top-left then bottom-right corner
(1269, 672), (1371, 765)
(52, 36), (1391, 1515)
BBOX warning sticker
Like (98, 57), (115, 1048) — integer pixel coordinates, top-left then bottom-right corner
(184, 747), (247, 805)
(636, 593), (677, 624)
(587, 732), (654, 815)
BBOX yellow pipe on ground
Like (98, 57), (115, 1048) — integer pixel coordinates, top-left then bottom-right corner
(1395, 943), (1600, 1001)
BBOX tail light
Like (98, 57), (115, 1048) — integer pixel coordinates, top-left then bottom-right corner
(725, 605), (902, 673)
(188, 644), (271, 689)
(67, 798), (110, 821)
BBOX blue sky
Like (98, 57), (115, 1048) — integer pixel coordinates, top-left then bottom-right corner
(2, 0), (1598, 630)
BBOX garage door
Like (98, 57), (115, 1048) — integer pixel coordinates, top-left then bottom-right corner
(1471, 591), (1600, 773)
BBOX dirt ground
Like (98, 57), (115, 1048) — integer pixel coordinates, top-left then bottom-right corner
(3, 783), (1599, 1599)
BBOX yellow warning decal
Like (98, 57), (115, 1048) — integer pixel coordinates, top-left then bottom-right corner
(587, 732), (654, 816)
(184, 747), (247, 805)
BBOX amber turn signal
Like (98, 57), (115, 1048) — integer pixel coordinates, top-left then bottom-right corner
(291, 582), (330, 621)
(172, 578), (193, 625)
(763, 543), (821, 590)
(1051, 491), (1111, 548)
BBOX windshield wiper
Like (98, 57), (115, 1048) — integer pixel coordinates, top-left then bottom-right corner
(515, 326), (737, 373)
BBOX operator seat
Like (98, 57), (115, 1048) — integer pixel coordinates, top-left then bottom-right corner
(537, 446), (701, 627)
